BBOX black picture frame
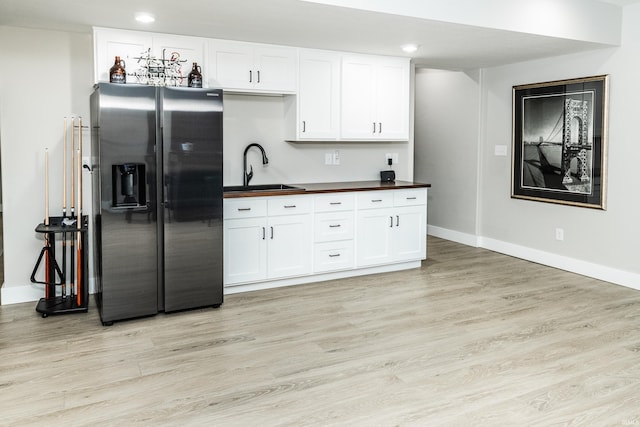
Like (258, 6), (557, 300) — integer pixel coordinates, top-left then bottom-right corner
(512, 75), (609, 209)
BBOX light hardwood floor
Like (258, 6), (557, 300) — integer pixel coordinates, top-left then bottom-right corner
(1, 236), (640, 426)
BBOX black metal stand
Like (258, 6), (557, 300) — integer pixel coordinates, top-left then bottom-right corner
(31, 216), (89, 317)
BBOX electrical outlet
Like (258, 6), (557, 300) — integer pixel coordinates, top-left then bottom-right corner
(333, 150), (340, 165)
(385, 153), (399, 165)
(555, 228), (564, 241)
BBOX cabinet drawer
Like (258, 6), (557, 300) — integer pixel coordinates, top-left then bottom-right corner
(313, 241), (354, 273)
(357, 191), (394, 209)
(393, 189), (427, 207)
(314, 211), (354, 242)
(314, 193), (355, 212)
(224, 198), (267, 219)
(268, 195), (313, 216)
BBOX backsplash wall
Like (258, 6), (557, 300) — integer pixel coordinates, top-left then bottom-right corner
(222, 94), (412, 186)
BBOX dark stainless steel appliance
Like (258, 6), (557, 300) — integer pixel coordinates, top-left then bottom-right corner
(90, 83), (223, 324)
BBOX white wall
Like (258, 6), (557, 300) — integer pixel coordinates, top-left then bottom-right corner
(0, 25), (414, 304)
(414, 68), (481, 244)
(416, 4), (640, 289)
(0, 26), (94, 304)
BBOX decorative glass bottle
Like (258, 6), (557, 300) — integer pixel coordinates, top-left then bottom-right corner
(109, 56), (126, 84)
(188, 62), (202, 88)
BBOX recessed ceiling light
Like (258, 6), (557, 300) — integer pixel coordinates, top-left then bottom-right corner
(135, 12), (155, 23)
(402, 44), (419, 53)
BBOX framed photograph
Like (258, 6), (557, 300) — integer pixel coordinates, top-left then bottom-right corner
(512, 75), (609, 209)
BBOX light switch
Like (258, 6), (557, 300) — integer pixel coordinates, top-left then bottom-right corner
(494, 145), (508, 156)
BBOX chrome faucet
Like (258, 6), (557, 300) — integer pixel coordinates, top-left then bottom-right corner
(243, 143), (269, 186)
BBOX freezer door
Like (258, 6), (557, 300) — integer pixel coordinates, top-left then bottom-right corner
(93, 83), (159, 322)
(161, 87), (223, 312)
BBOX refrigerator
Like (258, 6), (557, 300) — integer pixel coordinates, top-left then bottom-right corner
(90, 83), (223, 325)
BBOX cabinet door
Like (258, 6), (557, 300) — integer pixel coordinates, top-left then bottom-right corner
(356, 208), (394, 267)
(298, 50), (340, 140)
(254, 46), (297, 92)
(93, 28), (152, 83)
(341, 56), (376, 139)
(212, 40), (255, 90)
(375, 58), (410, 140)
(267, 214), (312, 279)
(393, 206), (427, 262)
(224, 217), (267, 285)
(153, 35), (207, 87)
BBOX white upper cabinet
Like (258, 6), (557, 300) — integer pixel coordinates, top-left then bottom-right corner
(94, 28), (153, 83)
(152, 35), (207, 86)
(291, 49), (341, 140)
(210, 40), (297, 93)
(341, 55), (410, 141)
(94, 28), (206, 86)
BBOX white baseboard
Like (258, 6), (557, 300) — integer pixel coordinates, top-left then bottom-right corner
(428, 225), (480, 247)
(479, 236), (640, 292)
(1, 283), (45, 305)
(427, 225), (640, 292)
(225, 260), (422, 295)
(1, 279), (97, 306)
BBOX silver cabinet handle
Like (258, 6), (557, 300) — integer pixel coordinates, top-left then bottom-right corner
(396, 215), (399, 227)
(270, 226), (274, 239)
(406, 197), (417, 200)
(302, 120), (306, 132)
(371, 199), (382, 203)
(329, 254), (341, 258)
(262, 227), (266, 240)
(373, 122), (376, 133)
(329, 202), (342, 205)
(238, 207), (251, 211)
(249, 70), (252, 83)
(378, 122), (382, 133)
(389, 216), (393, 227)
(329, 224), (341, 228)
(257, 70), (260, 83)
(284, 205), (296, 208)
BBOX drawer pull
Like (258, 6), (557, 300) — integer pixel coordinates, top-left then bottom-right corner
(262, 227), (266, 240)
(371, 199), (382, 203)
(237, 207), (251, 211)
(329, 202), (342, 205)
(284, 205), (296, 208)
(329, 254), (341, 258)
(329, 224), (341, 228)
(406, 197), (417, 200)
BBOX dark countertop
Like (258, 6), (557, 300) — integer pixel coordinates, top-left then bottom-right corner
(223, 180), (431, 198)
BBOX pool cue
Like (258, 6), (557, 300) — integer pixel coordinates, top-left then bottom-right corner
(69, 116), (75, 300)
(44, 148), (50, 299)
(76, 117), (83, 307)
(62, 117), (67, 298)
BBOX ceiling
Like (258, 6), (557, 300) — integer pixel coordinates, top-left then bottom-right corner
(0, 0), (638, 69)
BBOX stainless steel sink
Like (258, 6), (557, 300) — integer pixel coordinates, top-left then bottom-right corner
(223, 184), (303, 192)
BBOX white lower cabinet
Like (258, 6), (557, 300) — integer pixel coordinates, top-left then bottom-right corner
(356, 189), (427, 267)
(267, 214), (312, 279)
(224, 216), (267, 284)
(313, 193), (356, 273)
(224, 196), (312, 286)
(224, 188), (426, 288)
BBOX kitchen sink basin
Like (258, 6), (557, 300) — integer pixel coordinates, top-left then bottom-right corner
(223, 184), (303, 192)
